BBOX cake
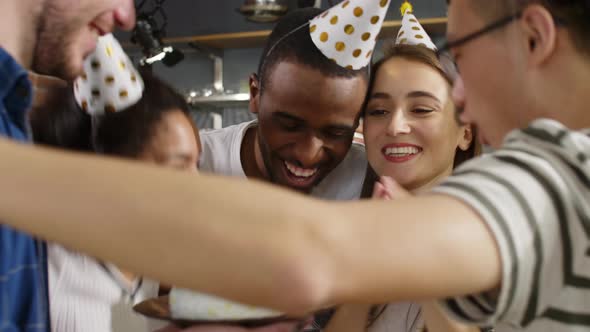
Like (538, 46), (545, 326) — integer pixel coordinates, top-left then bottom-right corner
(169, 288), (283, 321)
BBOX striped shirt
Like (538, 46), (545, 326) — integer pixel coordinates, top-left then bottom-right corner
(48, 244), (164, 332)
(432, 119), (590, 332)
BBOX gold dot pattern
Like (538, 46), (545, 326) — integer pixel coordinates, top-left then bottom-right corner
(346, 65), (353, 70)
(74, 34), (144, 116)
(353, 7), (363, 17)
(104, 104), (116, 113)
(91, 60), (100, 71)
(105, 75), (115, 85)
(344, 24), (354, 35)
(394, 11), (438, 51)
(309, 0), (391, 70)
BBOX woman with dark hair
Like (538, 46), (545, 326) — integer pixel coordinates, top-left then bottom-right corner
(30, 72), (201, 332)
(30, 71), (201, 171)
(323, 43), (480, 332)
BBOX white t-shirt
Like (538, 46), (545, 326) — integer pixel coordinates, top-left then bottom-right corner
(48, 244), (165, 332)
(199, 120), (367, 201)
(433, 119), (590, 332)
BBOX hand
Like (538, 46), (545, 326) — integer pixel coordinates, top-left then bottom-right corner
(153, 321), (302, 332)
(371, 176), (410, 200)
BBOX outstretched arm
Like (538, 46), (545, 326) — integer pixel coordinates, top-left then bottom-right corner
(0, 139), (501, 315)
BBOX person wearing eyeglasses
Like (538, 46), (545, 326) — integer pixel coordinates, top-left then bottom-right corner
(428, 1), (590, 331)
(0, 1), (589, 332)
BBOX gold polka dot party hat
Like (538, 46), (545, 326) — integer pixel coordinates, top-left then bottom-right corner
(309, 0), (392, 70)
(73, 34), (144, 116)
(395, 1), (437, 50)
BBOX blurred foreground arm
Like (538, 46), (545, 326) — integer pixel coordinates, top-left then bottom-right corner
(0, 139), (500, 315)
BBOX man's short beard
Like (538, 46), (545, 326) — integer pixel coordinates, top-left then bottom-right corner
(32, 48), (72, 79)
(31, 3), (77, 80)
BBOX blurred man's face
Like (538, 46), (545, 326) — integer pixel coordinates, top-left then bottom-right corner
(448, 0), (544, 148)
(33, 0), (135, 80)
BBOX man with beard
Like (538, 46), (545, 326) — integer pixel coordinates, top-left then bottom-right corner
(0, 0), (134, 330)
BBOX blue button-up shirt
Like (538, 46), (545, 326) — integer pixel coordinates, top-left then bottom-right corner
(0, 47), (50, 331)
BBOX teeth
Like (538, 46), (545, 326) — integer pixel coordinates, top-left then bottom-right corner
(284, 161), (318, 178)
(385, 147), (420, 156)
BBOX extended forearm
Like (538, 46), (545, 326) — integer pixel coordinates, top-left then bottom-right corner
(317, 196), (502, 305)
(0, 139), (329, 314)
(0, 139), (502, 314)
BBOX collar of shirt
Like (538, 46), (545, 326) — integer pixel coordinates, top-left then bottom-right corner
(0, 47), (34, 133)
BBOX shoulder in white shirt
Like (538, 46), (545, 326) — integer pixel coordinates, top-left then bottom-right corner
(199, 120), (367, 201)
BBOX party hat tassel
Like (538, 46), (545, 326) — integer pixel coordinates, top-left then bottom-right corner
(400, 1), (413, 16)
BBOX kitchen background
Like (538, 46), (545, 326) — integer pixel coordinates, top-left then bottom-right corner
(115, 0), (448, 130)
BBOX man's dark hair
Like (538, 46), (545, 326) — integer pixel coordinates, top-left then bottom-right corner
(93, 70), (192, 157)
(257, 7), (369, 93)
(464, 0), (590, 55)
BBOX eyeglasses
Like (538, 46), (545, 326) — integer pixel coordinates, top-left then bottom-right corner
(436, 9), (568, 60)
(433, 12), (523, 85)
(434, 12), (522, 119)
(436, 11), (523, 58)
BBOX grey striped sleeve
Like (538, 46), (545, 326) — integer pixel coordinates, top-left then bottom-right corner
(430, 121), (590, 328)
